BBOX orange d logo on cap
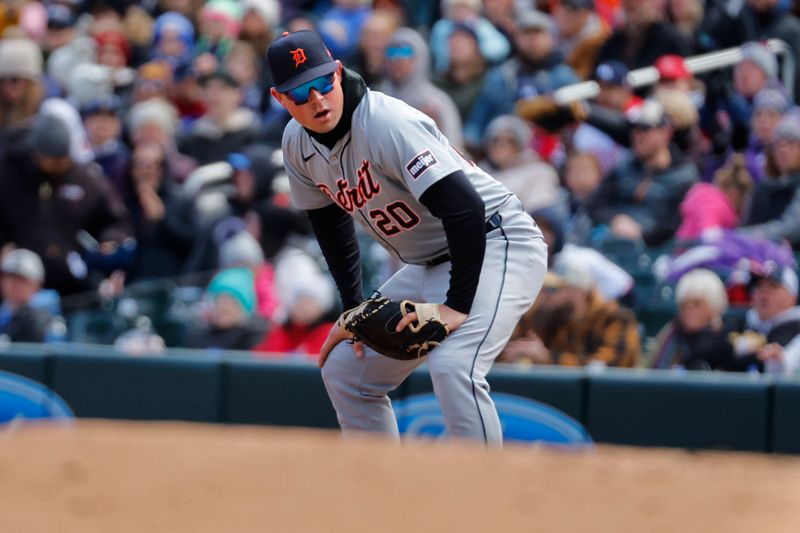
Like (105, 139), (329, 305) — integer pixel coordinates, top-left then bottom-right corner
(290, 48), (307, 68)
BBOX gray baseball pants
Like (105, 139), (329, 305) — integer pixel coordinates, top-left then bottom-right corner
(321, 199), (548, 445)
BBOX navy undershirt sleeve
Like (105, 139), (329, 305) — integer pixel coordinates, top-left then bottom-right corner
(306, 204), (363, 310)
(419, 171), (486, 314)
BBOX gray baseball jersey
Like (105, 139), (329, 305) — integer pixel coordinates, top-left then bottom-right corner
(284, 88), (548, 445)
(283, 90), (515, 265)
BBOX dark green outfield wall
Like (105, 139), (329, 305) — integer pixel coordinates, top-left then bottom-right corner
(1, 344), (798, 453)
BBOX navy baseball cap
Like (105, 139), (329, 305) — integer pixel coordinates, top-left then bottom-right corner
(594, 61), (629, 86)
(267, 30), (339, 93)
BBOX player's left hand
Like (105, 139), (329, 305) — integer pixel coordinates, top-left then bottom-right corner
(318, 322), (363, 368)
(396, 304), (467, 334)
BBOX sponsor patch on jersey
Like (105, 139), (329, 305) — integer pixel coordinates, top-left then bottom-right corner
(405, 150), (438, 180)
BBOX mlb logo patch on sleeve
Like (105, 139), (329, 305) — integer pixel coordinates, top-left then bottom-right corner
(406, 150), (438, 180)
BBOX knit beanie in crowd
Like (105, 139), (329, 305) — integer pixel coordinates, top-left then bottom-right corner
(201, 0), (244, 38)
(29, 114), (72, 159)
(152, 12), (196, 50)
(241, 0), (281, 29)
(95, 29), (132, 66)
(0, 38), (43, 81)
(207, 268), (256, 316)
(483, 115), (533, 149)
(219, 232), (265, 269)
(68, 63), (114, 111)
(740, 42), (778, 79)
(773, 114), (800, 143)
(126, 98), (179, 139)
(753, 87), (790, 114)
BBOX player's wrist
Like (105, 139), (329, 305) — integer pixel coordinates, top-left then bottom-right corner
(443, 299), (470, 315)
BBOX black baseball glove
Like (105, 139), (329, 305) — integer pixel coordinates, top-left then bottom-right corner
(340, 295), (450, 360)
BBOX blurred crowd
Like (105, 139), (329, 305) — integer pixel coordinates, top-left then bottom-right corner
(0, 0), (799, 374)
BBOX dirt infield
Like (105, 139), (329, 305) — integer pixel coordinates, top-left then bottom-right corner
(0, 421), (798, 532)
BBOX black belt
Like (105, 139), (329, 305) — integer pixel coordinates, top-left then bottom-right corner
(425, 213), (503, 266)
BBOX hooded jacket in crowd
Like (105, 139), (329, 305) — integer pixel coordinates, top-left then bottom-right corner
(586, 147), (699, 246)
(378, 27), (464, 149)
(0, 124), (131, 296)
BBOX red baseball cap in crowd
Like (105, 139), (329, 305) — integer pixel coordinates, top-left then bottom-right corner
(656, 55), (691, 82)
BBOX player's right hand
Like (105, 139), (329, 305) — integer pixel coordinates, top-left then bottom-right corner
(318, 323), (363, 368)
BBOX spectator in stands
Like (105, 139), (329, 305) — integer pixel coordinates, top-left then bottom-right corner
(226, 147), (279, 220)
(81, 95), (130, 199)
(171, 62), (208, 125)
(237, 2), (284, 142)
(666, 0), (727, 55)
(352, 9), (400, 88)
(744, 88), (791, 183)
(677, 154), (753, 242)
(182, 146), (280, 274)
(0, 114), (131, 296)
(194, 0), (243, 77)
(544, 201), (636, 306)
(125, 142), (193, 282)
(653, 54), (695, 95)
(219, 230), (279, 321)
(317, 0), (373, 64)
(562, 151), (604, 246)
(239, 0), (280, 84)
(223, 40), (266, 117)
(533, 207), (636, 304)
(150, 12), (196, 71)
(380, 27), (464, 148)
(571, 60), (639, 173)
(741, 114), (800, 248)
(177, 69), (261, 165)
(42, 2), (79, 55)
(131, 61), (174, 106)
(553, 0), (611, 80)
(0, 38), (44, 135)
(429, 0), (510, 74)
(594, 0), (691, 71)
(713, 0), (800, 101)
(127, 97), (196, 183)
(586, 99), (699, 246)
(464, 9), (578, 150)
(479, 115), (561, 213)
(726, 262), (800, 373)
(653, 87), (708, 163)
(94, 29), (135, 100)
(707, 42), (782, 153)
(481, 0), (516, 43)
(0, 249), (53, 343)
(433, 22), (488, 124)
(645, 268), (734, 370)
(500, 260), (640, 367)
(255, 268), (336, 360)
(187, 267), (268, 351)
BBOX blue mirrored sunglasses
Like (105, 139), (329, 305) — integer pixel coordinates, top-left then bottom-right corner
(284, 72), (336, 105)
(386, 45), (415, 60)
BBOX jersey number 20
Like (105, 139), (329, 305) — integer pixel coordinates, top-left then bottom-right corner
(369, 201), (420, 236)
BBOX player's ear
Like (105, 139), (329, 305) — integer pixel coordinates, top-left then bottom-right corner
(270, 87), (289, 110)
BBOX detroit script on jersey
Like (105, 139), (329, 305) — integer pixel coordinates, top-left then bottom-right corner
(282, 89), (514, 264)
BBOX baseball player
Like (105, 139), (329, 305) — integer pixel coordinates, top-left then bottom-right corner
(267, 30), (548, 445)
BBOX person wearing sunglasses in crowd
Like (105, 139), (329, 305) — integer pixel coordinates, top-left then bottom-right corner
(586, 99), (699, 246)
(267, 30), (547, 445)
(379, 27), (464, 149)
